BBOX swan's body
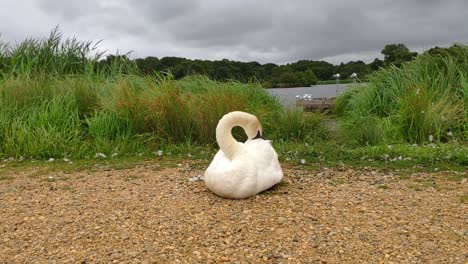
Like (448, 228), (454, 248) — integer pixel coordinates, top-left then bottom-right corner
(204, 111), (283, 199)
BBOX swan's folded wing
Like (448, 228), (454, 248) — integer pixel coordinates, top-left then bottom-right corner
(204, 150), (258, 199)
(244, 140), (283, 191)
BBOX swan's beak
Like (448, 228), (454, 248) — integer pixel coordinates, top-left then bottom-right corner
(253, 130), (262, 139)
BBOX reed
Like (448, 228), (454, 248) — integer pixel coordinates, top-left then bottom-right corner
(336, 44), (467, 144)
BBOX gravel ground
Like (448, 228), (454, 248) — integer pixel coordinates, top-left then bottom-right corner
(0, 162), (467, 263)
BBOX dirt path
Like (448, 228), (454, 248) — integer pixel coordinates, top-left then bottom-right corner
(0, 162), (467, 263)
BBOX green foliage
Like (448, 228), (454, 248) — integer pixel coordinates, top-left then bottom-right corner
(369, 58), (384, 71)
(337, 44), (468, 145)
(334, 85), (362, 116)
(0, 73), (321, 158)
(381, 43), (418, 67)
(0, 26), (137, 78)
(273, 108), (329, 141)
(335, 60), (370, 79)
(0, 92), (83, 157)
(298, 69), (318, 86)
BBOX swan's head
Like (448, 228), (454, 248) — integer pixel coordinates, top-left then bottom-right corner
(244, 116), (263, 140)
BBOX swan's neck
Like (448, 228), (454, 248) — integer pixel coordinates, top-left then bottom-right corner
(216, 112), (257, 160)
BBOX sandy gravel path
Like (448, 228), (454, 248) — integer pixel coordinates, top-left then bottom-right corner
(0, 162), (467, 263)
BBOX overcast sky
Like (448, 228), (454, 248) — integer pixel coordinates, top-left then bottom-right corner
(1, 0), (467, 64)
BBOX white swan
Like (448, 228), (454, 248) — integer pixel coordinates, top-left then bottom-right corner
(204, 111), (283, 199)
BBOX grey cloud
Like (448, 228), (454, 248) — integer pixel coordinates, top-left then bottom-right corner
(135, 0), (201, 22)
(1, 0), (467, 64)
(36, 0), (101, 21)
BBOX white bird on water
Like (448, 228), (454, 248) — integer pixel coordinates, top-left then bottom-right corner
(204, 111), (283, 199)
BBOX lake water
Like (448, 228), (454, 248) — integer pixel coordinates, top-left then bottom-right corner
(267, 83), (361, 106)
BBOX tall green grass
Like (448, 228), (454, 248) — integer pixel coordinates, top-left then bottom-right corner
(336, 44), (468, 145)
(0, 26), (136, 78)
(0, 93), (83, 157)
(0, 73), (326, 158)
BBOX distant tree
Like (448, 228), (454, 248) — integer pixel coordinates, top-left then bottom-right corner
(125, 42), (446, 85)
(159, 57), (187, 70)
(277, 71), (300, 87)
(298, 69), (318, 86)
(260, 63), (278, 81)
(290, 60), (334, 80)
(369, 58), (384, 71)
(381, 43), (417, 67)
(214, 65), (232, 80)
(172, 61), (191, 78)
(335, 60), (371, 79)
(270, 66), (302, 87)
(135, 56), (160, 74)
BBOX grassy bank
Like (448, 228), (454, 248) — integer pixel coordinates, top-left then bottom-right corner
(335, 44), (467, 145)
(0, 74), (332, 158)
(0, 31), (466, 170)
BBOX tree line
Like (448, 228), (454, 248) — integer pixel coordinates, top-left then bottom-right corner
(2, 31), (456, 88)
(100, 43), (420, 88)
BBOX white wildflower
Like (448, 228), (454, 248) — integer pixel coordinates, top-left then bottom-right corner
(387, 145), (393, 149)
(95, 153), (107, 158)
(300, 159), (306, 164)
(447, 131), (453, 137)
(428, 135), (434, 142)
